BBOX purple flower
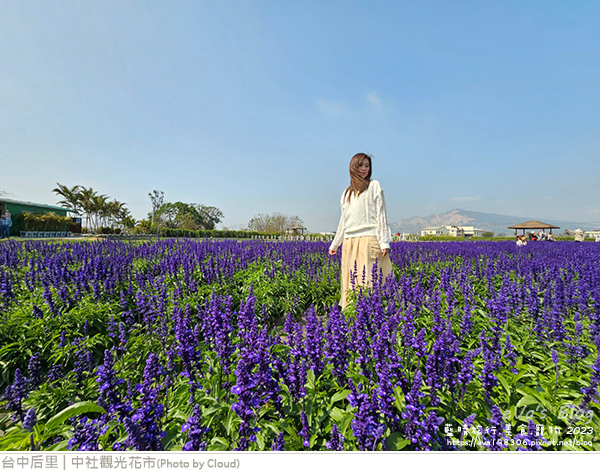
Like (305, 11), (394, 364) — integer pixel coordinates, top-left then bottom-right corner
(348, 381), (385, 451)
(513, 420), (545, 451)
(96, 350), (129, 418)
(117, 322), (128, 355)
(324, 303), (350, 383)
(126, 353), (166, 451)
(299, 410), (311, 448)
(483, 405), (507, 451)
(280, 313), (308, 400)
(551, 349), (559, 365)
(580, 334), (600, 408)
(459, 414), (477, 442)
(173, 304), (202, 399)
(23, 407), (37, 432)
(68, 416), (102, 451)
(47, 364), (64, 383)
(457, 348), (482, 402)
(304, 305), (324, 377)
(504, 333), (518, 373)
(231, 351), (260, 450)
(28, 353), (42, 389)
(32, 305), (43, 319)
(73, 339), (93, 386)
(182, 405), (208, 451)
(326, 424), (345, 451)
(271, 431), (285, 451)
(2, 368), (29, 421)
(401, 371), (430, 450)
(480, 329), (501, 402)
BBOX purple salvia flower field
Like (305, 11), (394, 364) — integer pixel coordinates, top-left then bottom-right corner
(0, 239), (599, 451)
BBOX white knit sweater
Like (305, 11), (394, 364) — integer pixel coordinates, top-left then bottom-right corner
(329, 179), (392, 252)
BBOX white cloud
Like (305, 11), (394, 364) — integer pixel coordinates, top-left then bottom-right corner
(316, 91), (385, 116)
(366, 91), (383, 111)
(315, 98), (347, 116)
(451, 195), (481, 202)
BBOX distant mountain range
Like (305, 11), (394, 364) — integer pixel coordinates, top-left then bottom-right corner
(390, 209), (599, 236)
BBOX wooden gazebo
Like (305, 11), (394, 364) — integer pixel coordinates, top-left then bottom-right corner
(284, 223), (307, 236)
(507, 220), (560, 236)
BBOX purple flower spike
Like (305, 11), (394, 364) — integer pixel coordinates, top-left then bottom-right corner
(271, 431), (285, 451)
(326, 424), (345, 451)
(182, 405), (208, 451)
(2, 368), (29, 421)
(23, 407), (37, 432)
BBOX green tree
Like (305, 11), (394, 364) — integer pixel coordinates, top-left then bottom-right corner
(54, 183), (132, 233)
(247, 212), (304, 234)
(52, 183), (83, 214)
(155, 202), (224, 230)
(148, 190), (165, 225)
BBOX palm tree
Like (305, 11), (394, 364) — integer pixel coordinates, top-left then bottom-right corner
(106, 200), (127, 229)
(90, 193), (109, 232)
(53, 184), (82, 214)
(76, 187), (107, 232)
(53, 184), (136, 234)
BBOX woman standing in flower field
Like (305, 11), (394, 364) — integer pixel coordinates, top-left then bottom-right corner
(328, 153), (393, 309)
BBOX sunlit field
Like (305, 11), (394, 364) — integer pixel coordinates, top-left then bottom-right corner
(1, 239), (599, 451)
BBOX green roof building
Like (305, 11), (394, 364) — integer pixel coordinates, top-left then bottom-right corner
(0, 198), (72, 236)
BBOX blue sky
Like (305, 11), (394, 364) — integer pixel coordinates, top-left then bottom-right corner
(1, 1), (599, 232)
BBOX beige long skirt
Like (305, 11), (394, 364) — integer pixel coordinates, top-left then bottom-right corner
(340, 235), (392, 309)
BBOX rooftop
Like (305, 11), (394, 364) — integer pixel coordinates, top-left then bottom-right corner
(0, 197), (70, 213)
(507, 220), (560, 230)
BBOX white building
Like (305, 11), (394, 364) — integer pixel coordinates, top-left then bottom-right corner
(420, 226), (445, 236)
(460, 226), (485, 237)
(585, 229), (600, 239)
(420, 225), (484, 238)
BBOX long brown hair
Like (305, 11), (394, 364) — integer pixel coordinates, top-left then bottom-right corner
(343, 153), (372, 203)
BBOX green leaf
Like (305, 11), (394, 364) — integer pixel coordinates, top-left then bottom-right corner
(47, 439), (69, 451)
(515, 386), (550, 410)
(340, 410), (354, 437)
(393, 386), (405, 410)
(202, 404), (224, 417)
(329, 407), (346, 423)
(306, 368), (315, 392)
(46, 402), (106, 430)
(330, 389), (350, 405)
(255, 432), (265, 451)
(207, 437), (229, 451)
(516, 395), (539, 407)
(497, 374), (512, 396)
(386, 432), (411, 451)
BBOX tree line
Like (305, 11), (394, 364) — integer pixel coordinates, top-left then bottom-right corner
(53, 184), (135, 232)
(52, 184), (303, 235)
(140, 190), (223, 233)
(247, 212), (304, 234)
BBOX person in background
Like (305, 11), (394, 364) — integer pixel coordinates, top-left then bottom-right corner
(0, 214), (10, 239)
(548, 231), (555, 242)
(538, 229), (546, 241)
(329, 153), (393, 309)
(516, 234), (527, 247)
(565, 229), (585, 242)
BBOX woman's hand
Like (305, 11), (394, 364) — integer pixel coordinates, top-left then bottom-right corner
(328, 249), (336, 255)
(381, 248), (390, 257)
